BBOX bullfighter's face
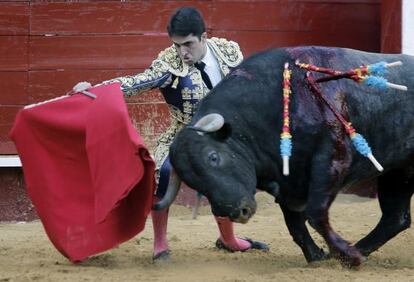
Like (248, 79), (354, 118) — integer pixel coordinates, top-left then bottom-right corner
(170, 32), (207, 65)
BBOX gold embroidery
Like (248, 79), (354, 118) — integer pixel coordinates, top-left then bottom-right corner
(192, 86), (205, 100)
(181, 87), (192, 100)
(104, 59), (170, 97)
(168, 105), (192, 124)
(209, 37), (243, 68)
(183, 101), (193, 114)
(221, 64), (230, 76)
(189, 71), (202, 85)
(157, 46), (189, 77)
(153, 119), (185, 169)
(171, 77), (179, 89)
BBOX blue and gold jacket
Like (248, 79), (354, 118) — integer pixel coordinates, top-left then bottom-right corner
(107, 37), (243, 168)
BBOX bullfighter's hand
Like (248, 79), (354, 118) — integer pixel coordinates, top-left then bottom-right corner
(72, 81), (92, 93)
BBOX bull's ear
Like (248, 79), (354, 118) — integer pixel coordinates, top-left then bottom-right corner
(212, 122), (232, 141)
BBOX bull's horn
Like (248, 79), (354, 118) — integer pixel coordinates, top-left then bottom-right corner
(188, 113), (225, 133)
(153, 168), (181, 210)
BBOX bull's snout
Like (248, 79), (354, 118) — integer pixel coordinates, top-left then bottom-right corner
(211, 195), (257, 223)
(237, 206), (255, 223)
(233, 198), (257, 224)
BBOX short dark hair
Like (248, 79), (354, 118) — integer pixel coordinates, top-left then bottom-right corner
(167, 7), (206, 39)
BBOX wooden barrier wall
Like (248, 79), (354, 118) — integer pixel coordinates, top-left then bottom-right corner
(381, 0), (402, 53)
(0, 0), (381, 154)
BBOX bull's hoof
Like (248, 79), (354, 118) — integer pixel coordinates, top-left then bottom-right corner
(337, 249), (365, 268)
(215, 238), (269, 252)
(152, 250), (171, 263)
(305, 248), (330, 263)
(338, 255), (364, 268)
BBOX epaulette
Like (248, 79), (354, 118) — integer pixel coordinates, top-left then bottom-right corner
(156, 46), (189, 77)
(208, 37), (243, 67)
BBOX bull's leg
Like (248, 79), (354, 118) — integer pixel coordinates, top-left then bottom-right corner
(354, 169), (414, 256)
(306, 194), (363, 267)
(306, 151), (363, 267)
(280, 206), (328, 262)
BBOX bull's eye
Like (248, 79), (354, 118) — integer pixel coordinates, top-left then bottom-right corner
(208, 151), (220, 167)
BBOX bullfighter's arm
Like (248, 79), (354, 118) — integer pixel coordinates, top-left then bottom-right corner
(102, 59), (172, 97)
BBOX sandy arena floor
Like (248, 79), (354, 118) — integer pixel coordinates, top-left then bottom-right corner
(0, 193), (413, 282)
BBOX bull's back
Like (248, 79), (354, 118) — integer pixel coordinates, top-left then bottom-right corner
(284, 47), (414, 179)
(195, 46), (414, 185)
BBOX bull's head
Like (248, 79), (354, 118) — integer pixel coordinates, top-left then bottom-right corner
(161, 113), (258, 223)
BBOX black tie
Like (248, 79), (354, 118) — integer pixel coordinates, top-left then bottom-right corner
(194, 62), (213, 90)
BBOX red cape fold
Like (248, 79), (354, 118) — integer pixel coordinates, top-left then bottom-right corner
(10, 83), (155, 262)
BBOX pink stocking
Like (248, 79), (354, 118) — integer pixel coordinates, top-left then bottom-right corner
(214, 216), (251, 251)
(151, 197), (169, 257)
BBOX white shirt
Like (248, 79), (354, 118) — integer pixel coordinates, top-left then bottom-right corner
(200, 45), (222, 88)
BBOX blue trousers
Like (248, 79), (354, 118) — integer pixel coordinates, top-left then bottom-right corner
(156, 156), (171, 198)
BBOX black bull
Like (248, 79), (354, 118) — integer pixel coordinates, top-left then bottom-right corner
(167, 47), (414, 267)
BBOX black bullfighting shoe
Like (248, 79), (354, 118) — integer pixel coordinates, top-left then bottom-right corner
(215, 238), (269, 252)
(152, 249), (171, 262)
